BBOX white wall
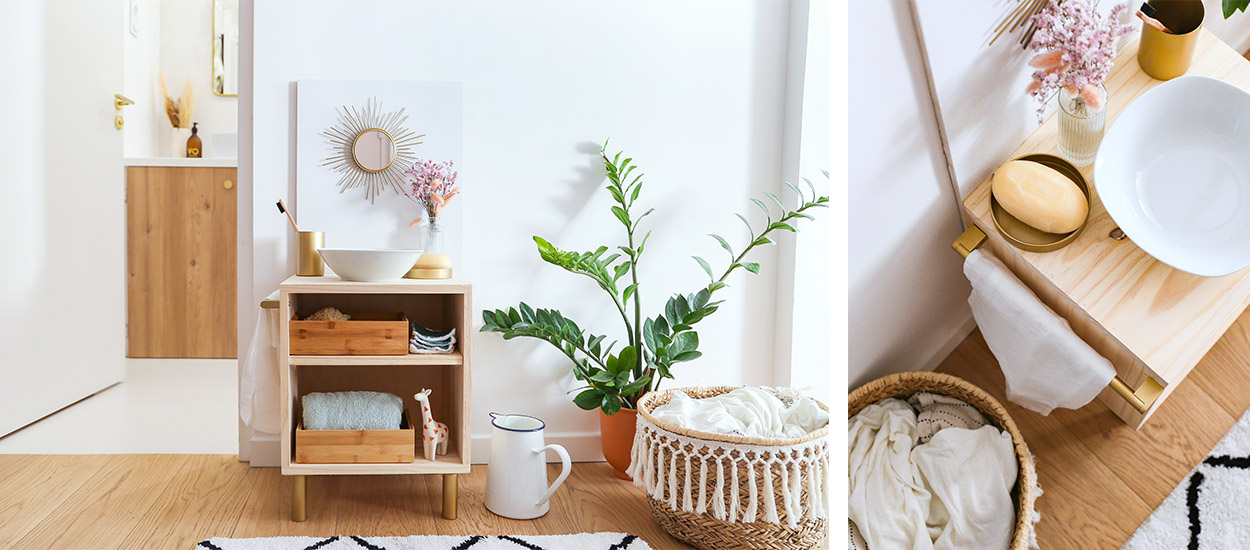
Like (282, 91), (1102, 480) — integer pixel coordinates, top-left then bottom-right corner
(159, 0), (236, 153)
(778, 0), (830, 402)
(847, 1), (1250, 391)
(848, 0), (972, 389)
(123, 0), (163, 157)
(241, 0), (825, 462)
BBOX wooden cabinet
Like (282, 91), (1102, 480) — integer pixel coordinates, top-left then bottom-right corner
(277, 276), (473, 521)
(961, 31), (1250, 428)
(126, 166), (237, 358)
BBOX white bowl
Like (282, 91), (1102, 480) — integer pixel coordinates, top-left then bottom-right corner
(1094, 76), (1250, 277)
(317, 248), (423, 282)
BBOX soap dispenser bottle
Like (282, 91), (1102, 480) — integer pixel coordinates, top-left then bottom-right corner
(187, 123), (202, 158)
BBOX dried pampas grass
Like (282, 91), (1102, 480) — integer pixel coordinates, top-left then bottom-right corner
(158, 71), (195, 129)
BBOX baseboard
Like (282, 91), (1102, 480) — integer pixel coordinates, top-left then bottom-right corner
(246, 432), (280, 467)
(471, 431), (605, 464)
(246, 431), (605, 467)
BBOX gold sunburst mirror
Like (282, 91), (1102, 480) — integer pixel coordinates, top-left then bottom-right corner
(322, 97), (425, 202)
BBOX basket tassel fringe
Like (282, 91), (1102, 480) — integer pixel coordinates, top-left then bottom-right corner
(627, 418), (829, 529)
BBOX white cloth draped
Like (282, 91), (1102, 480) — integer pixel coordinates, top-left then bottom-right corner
(240, 290), (281, 435)
(650, 387), (828, 439)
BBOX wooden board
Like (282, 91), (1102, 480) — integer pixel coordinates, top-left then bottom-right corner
(296, 410), (416, 464)
(0, 457), (688, 549)
(126, 166), (237, 358)
(289, 311), (409, 356)
(963, 31), (1250, 424)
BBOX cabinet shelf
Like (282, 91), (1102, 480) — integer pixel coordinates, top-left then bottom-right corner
(288, 351), (463, 366)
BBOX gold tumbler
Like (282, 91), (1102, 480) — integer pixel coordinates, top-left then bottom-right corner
(1137, 0), (1204, 81)
(296, 231), (325, 277)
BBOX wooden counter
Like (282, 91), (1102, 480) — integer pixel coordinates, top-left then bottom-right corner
(963, 30), (1250, 428)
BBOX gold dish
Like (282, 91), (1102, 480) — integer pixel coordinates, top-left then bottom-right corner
(990, 153), (1090, 252)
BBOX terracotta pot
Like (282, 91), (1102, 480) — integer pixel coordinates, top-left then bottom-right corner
(598, 407), (638, 480)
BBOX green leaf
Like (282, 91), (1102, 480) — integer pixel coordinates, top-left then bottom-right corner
(803, 177), (816, 198)
(633, 208), (655, 231)
(734, 213), (753, 233)
(673, 350), (703, 362)
(643, 318), (658, 352)
(601, 394), (623, 415)
(743, 262), (761, 274)
(611, 206), (631, 228)
(691, 288), (711, 310)
(606, 354), (620, 374)
(750, 198), (771, 220)
(618, 346), (637, 373)
(590, 370), (617, 384)
(630, 183), (642, 204)
(784, 181), (804, 202)
(693, 256), (714, 280)
(670, 331), (699, 355)
(769, 222), (796, 232)
(573, 389), (603, 410)
(752, 235), (775, 247)
(764, 191), (786, 211)
(623, 283), (638, 303)
(709, 234), (734, 258)
(620, 375), (652, 396)
(708, 281), (727, 292)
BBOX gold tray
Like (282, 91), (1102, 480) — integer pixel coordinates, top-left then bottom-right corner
(990, 153), (1090, 252)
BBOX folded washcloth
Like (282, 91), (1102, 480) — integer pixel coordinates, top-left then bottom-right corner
(907, 392), (988, 444)
(410, 324), (456, 354)
(302, 391), (403, 430)
(964, 249), (1115, 415)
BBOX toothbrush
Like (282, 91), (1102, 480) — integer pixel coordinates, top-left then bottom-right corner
(1138, 3), (1172, 34)
(276, 200), (300, 232)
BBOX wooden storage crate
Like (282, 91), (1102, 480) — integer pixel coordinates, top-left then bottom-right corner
(295, 409), (415, 464)
(290, 311), (408, 356)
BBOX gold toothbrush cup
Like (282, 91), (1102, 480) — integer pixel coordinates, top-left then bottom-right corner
(296, 231), (325, 277)
(1137, 0), (1204, 81)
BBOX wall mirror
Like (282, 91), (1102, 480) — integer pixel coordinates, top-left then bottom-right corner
(353, 129), (395, 172)
(212, 0), (239, 96)
(323, 98), (424, 202)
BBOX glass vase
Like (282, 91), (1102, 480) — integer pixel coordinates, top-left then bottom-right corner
(407, 215), (452, 279)
(1057, 85), (1107, 167)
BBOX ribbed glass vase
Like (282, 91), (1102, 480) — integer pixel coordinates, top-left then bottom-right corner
(1057, 85), (1107, 167)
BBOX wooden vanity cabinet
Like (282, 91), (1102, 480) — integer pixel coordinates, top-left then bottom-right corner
(126, 165), (237, 358)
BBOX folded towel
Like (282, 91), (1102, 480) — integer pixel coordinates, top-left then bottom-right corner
(412, 324), (455, 342)
(907, 392), (988, 444)
(964, 249), (1115, 415)
(302, 391), (404, 430)
(240, 290), (281, 434)
(650, 387), (828, 438)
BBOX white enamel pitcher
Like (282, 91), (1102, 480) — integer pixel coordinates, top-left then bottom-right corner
(484, 412), (571, 519)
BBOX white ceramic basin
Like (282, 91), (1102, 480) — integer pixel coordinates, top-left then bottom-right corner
(317, 248), (422, 282)
(1094, 76), (1250, 277)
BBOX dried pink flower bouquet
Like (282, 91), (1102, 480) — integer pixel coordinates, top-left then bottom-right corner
(1027, 0), (1133, 121)
(402, 159), (460, 227)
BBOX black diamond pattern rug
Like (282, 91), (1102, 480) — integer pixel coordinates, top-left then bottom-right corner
(1125, 408), (1250, 549)
(196, 533), (652, 550)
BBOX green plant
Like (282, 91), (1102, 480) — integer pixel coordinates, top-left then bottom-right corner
(1226, 0), (1249, 18)
(480, 142), (828, 415)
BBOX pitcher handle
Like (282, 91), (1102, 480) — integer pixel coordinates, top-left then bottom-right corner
(533, 443), (571, 506)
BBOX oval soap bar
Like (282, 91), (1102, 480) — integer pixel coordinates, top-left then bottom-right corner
(991, 160), (1088, 234)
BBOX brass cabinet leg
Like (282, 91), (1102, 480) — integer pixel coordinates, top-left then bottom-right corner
(442, 474), (458, 520)
(292, 475), (307, 522)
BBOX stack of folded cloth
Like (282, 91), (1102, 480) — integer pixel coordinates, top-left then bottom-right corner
(410, 323), (456, 354)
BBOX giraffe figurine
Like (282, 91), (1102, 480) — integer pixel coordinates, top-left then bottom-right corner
(414, 389), (448, 461)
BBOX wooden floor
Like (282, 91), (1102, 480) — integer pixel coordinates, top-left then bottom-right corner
(935, 304), (1250, 548)
(0, 459), (689, 549)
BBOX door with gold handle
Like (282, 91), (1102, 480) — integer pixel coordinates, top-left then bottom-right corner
(114, 93), (134, 130)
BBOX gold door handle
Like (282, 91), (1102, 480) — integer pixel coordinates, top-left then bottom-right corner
(114, 93), (135, 110)
(223, 180), (234, 190)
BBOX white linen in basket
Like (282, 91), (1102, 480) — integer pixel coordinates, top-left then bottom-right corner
(849, 398), (1017, 550)
(649, 387), (827, 438)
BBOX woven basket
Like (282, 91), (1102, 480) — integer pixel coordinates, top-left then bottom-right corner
(630, 386), (829, 550)
(849, 371), (1036, 550)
